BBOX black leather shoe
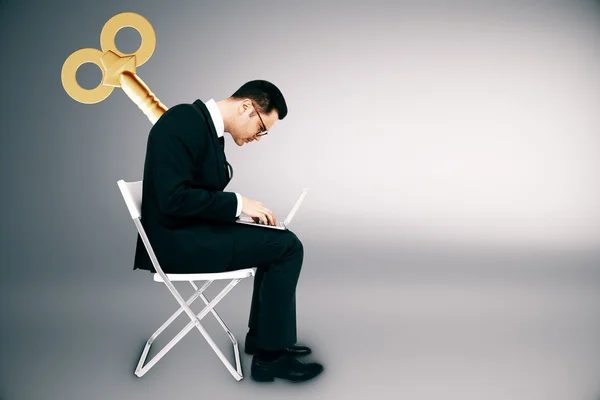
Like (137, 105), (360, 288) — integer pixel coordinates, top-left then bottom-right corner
(251, 353), (324, 383)
(245, 335), (312, 357)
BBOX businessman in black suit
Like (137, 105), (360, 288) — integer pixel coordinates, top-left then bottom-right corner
(133, 80), (323, 383)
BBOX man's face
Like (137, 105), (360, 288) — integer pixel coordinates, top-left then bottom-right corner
(231, 99), (279, 146)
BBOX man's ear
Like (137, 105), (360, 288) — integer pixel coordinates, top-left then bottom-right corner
(239, 99), (252, 115)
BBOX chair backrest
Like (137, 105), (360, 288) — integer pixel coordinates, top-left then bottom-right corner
(117, 180), (143, 220)
(116, 179), (200, 321)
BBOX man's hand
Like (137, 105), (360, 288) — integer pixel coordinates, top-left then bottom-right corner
(241, 195), (278, 226)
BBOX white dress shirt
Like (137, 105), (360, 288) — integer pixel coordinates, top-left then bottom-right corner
(204, 99), (243, 217)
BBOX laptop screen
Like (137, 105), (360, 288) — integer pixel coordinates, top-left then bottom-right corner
(284, 188), (309, 226)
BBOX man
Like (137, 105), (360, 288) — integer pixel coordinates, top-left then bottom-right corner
(133, 80), (324, 383)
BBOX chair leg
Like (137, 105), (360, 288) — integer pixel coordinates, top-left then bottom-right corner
(134, 278), (244, 381)
(146, 281), (213, 347)
(191, 281), (243, 377)
(134, 280), (212, 377)
(190, 278), (244, 380)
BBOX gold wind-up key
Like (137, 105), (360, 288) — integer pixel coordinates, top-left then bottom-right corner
(61, 12), (167, 124)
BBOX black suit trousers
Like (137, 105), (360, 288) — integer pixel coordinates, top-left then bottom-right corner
(225, 224), (303, 351)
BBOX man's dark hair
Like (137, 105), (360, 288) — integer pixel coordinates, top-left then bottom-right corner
(230, 80), (288, 120)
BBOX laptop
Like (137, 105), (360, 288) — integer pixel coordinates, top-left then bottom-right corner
(235, 188), (309, 230)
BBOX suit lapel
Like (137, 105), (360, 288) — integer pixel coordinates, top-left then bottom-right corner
(192, 100), (227, 187)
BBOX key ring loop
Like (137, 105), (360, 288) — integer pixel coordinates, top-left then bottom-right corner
(100, 12), (156, 67)
(61, 48), (114, 104)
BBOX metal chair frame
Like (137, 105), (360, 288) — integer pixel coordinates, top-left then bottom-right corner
(117, 179), (255, 381)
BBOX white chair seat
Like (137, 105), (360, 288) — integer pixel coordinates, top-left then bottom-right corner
(154, 268), (256, 282)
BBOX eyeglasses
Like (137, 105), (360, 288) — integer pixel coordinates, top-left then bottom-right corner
(252, 101), (268, 137)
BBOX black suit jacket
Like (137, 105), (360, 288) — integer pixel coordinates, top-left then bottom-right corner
(133, 100), (239, 273)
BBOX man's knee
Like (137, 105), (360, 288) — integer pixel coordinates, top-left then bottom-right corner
(283, 230), (303, 259)
(289, 230), (304, 251)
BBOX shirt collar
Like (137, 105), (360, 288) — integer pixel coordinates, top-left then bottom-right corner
(204, 99), (225, 138)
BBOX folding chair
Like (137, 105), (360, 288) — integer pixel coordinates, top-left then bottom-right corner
(117, 179), (256, 381)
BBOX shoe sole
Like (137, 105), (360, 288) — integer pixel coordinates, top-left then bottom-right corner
(250, 366), (324, 383)
(245, 350), (312, 357)
(244, 346), (312, 357)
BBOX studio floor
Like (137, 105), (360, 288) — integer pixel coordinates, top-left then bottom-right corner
(2, 245), (600, 400)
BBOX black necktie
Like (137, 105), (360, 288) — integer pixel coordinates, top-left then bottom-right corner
(219, 136), (232, 180)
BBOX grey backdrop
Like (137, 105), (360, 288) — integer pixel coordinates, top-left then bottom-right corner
(2, 0), (600, 399)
